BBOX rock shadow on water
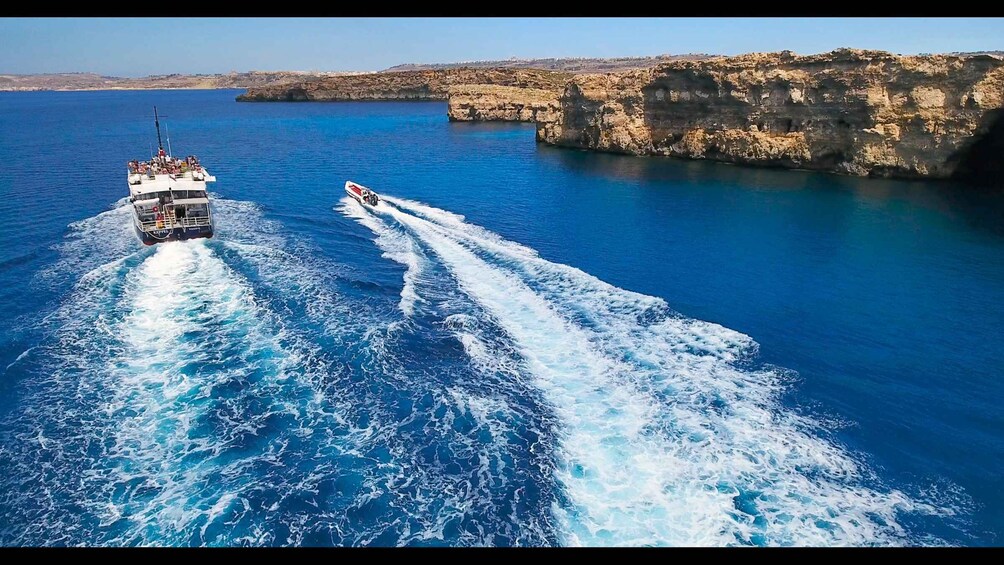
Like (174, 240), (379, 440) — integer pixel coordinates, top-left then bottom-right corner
(536, 143), (1004, 240)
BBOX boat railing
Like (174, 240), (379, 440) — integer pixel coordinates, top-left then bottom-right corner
(138, 215), (212, 232)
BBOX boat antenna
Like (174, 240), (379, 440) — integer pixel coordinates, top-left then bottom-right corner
(153, 106), (164, 152)
(166, 125), (173, 157)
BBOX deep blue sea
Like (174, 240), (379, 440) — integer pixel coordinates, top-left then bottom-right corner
(0, 89), (1001, 546)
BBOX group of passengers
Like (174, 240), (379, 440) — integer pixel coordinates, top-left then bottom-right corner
(127, 155), (202, 176)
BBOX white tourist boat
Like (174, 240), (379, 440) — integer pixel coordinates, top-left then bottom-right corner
(345, 180), (381, 208)
(127, 107), (216, 245)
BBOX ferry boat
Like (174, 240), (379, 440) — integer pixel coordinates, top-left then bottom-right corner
(127, 107), (216, 245)
(345, 181), (381, 208)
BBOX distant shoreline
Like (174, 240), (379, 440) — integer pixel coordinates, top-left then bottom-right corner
(0, 71), (369, 93)
(5, 50), (1000, 92)
(235, 48), (1004, 186)
(1, 86), (248, 92)
(0, 54), (720, 92)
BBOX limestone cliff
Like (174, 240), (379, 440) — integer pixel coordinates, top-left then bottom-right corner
(536, 49), (1004, 180)
(236, 68), (570, 102)
(447, 85), (560, 122)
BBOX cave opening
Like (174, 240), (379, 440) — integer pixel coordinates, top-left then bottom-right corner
(950, 110), (1004, 188)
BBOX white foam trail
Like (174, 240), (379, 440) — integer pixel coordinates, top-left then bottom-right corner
(356, 196), (950, 546)
(5, 347), (35, 372)
(90, 240), (322, 544)
(444, 314), (526, 387)
(338, 197), (427, 317)
(211, 197), (287, 250)
(3, 235), (367, 546)
(12, 196), (559, 546)
(214, 197), (375, 342)
(37, 199), (140, 286)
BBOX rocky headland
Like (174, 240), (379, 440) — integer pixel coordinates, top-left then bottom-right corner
(534, 49), (1004, 181)
(446, 85), (559, 123)
(236, 68), (570, 102)
(239, 49), (1004, 183)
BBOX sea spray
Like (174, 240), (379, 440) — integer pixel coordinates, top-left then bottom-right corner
(346, 195), (954, 546)
(2, 199), (560, 546)
(338, 198), (428, 317)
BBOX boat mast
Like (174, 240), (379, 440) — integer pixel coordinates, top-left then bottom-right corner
(153, 106), (164, 153)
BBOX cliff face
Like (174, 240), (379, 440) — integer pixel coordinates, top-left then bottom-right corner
(536, 49), (1004, 180)
(447, 85), (560, 122)
(237, 68), (570, 102)
(228, 49), (1004, 182)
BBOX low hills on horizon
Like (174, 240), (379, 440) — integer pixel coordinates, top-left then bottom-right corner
(1, 54), (707, 92)
(0, 71), (359, 92)
(381, 53), (714, 73)
(3, 50), (1002, 92)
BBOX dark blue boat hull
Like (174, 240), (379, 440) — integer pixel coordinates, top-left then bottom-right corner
(136, 223), (214, 245)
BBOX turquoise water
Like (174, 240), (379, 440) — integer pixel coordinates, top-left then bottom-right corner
(0, 89), (1001, 546)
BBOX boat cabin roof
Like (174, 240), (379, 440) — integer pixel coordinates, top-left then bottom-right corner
(128, 173), (215, 196)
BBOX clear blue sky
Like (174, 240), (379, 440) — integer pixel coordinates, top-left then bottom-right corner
(2, 17), (1002, 77)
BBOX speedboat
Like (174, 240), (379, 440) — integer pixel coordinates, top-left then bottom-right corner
(345, 180), (380, 208)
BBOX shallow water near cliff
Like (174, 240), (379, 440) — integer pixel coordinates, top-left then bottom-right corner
(0, 89), (1002, 546)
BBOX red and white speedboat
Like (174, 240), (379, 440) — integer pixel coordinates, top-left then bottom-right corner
(345, 180), (380, 208)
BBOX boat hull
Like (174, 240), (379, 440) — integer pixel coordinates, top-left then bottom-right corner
(135, 223), (214, 245)
(346, 188), (365, 205)
(345, 181), (380, 208)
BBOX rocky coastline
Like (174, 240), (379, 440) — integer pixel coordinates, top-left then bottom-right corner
(237, 50), (1004, 183)
(236, 68), (569, 102)
(535, 49), (1004, 182)
(446, 85), (559, 123)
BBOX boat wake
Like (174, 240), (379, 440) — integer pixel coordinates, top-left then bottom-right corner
(341, 194), (960, 546)
(0, 198), (559, 546)
(338, 200), (428, 317)
(0, 192), (964, 546)
(2, 212), (375, 545)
